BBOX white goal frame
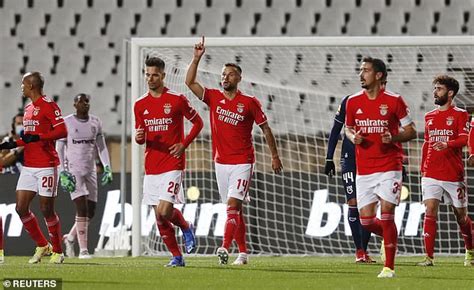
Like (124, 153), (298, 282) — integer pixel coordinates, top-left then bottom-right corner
(130, 36), (474, 257)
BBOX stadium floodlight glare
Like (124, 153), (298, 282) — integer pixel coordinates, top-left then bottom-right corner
(131, 36), (474, 257)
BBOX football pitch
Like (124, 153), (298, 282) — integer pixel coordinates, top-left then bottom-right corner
(0, 256), (473, 290)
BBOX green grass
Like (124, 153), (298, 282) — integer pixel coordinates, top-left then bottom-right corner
(0, 256), (473, 290)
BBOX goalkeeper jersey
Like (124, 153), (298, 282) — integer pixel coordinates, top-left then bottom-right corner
(59, 114), (104, 173)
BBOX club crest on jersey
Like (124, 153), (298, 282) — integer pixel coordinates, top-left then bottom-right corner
(33, 107), (40, 116)
(163, 103), (172, 114)
(237, 103), (245, 113)
(446, 116), (454, 126)
(379, 104), (388, 116)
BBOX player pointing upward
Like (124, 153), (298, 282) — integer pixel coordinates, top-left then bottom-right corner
(186, 36), (283, 265)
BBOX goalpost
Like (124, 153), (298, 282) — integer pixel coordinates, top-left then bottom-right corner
(130, 36), (474, 257)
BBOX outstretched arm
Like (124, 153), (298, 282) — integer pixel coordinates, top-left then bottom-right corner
(260, 122), (282, 174)
(185, 36), (206, 99)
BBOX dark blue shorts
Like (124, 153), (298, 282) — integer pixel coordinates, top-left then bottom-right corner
(341, 160), (356, 202)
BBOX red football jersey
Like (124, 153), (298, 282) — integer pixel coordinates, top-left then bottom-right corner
(203, 88), (267, 164)
(23, 96), (64, 167)
(422, 106), (469, 181)
(345, 89), (412, 175)
(134, 88), (198, 175)
(469, 119), (474, 156)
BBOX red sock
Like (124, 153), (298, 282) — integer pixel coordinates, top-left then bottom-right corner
(234, 211), (247, 253)
(0, 216), (3, 250)
(381, 212), (397, 270)
(20, 212), (48, 247)
(222, 206), (240, 250)
(157, 217), (181, 257)
(169, 208), (189, 230)
(459, 216), (473, 250)
(45, 213), (63, 253)
(360, 215), (383, 236)
(423, 215), (437, 258)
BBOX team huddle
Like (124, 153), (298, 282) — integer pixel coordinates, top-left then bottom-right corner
(0, 36), (472, 278)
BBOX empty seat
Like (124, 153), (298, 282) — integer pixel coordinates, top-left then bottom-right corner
(345, 9), (375, 36)
(376, 6), (405, 35)
(180, 0), (207, 10)
(286, 8), (318, 36)
(269, 0), (297, 10)
(86, 48), (118, 82)
(2, 0), (28, 12)
(239, 0), (267, 11)
(45, 8), (75, 37)
(194, 8), (226, 36)
(120, 0), (149, 12)
(208, 0), (235, 9)
(61, 0), (89, 12)
(329, 0), (356, 10)
(225, 9), (256, 36)
(417, 0), (445, 10)
(255, 8), (287, 36)
(105, 9), (136, 42)
(162, 8), (197, 36)
(316, 7), (346, 36)
(0, 48), (24, 76)
(20, 36), (53, 59)
(33, 0), (59, 12)
(0, 10), (16, 37)
(358, 0), (386, 12)
(299, 0), (325, 10)
(436, 7), (465, 35)
(135, 8), (168, 37)
(93, 0), (118, 13)
(74, 9), (105, 37)
(405, 7), (436, 35)
(14, 10), (46, 38)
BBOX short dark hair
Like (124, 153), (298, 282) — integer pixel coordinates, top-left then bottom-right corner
(145, 57), (165, 70)
(224, 63), (242, 74)
(27, 71), (45, 89)
(362, 57), (387, 82)
(433, 75), (459, 97)
(74, 93), (90, 102)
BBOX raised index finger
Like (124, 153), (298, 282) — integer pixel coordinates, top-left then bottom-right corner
(201, 35), (205, 46)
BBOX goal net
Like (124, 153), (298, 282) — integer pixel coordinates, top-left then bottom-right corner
(130, 37), (474, 257)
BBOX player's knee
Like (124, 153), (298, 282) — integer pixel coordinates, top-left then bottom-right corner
(15, 205), (29, 217)
(39, 204), (54, 217)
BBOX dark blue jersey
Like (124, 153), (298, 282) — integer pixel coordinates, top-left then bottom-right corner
(326, 95), (355, 166)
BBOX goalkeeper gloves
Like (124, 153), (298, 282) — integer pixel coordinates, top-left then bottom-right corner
(20, 132), (40, 143)
(0, 140), (17, 150)
(59, 171), (76, 193)
(324, 159), (335, 178)
(101, 165), (113, 186)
